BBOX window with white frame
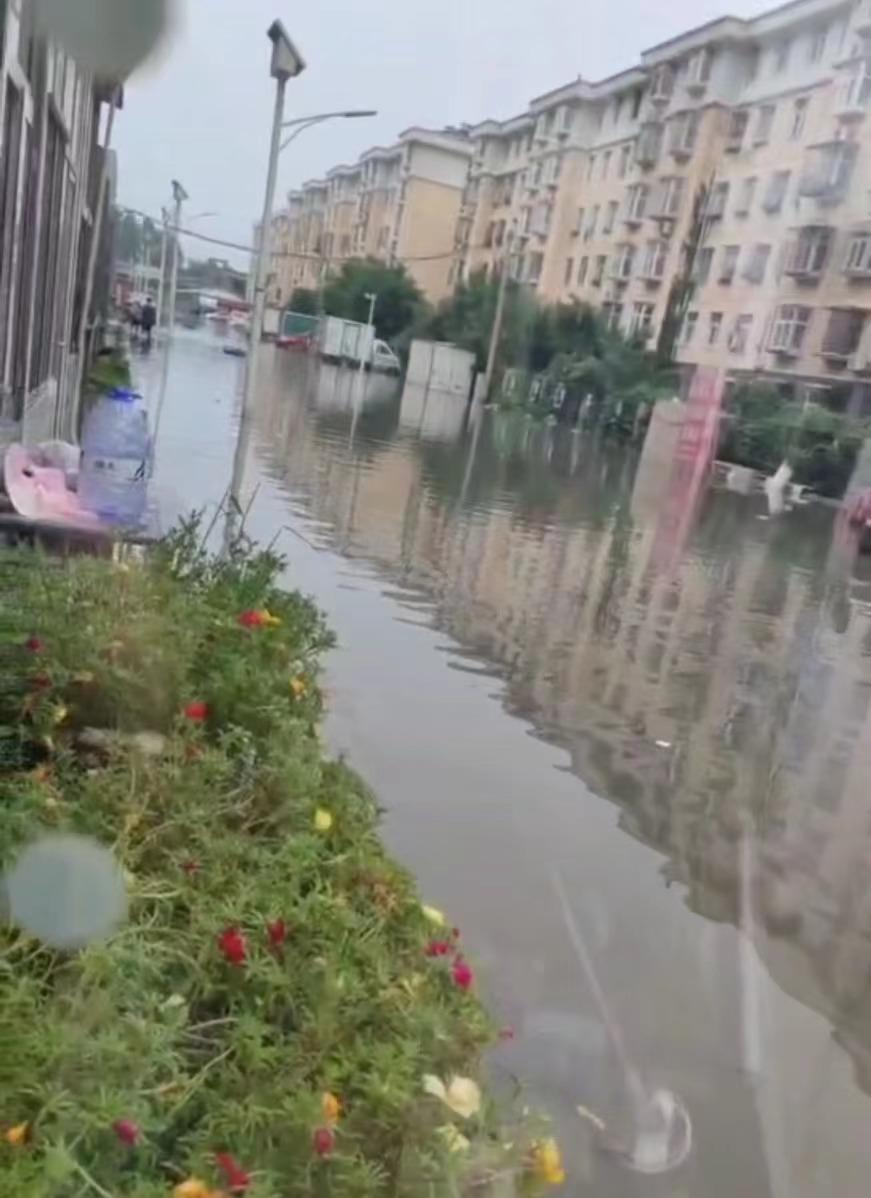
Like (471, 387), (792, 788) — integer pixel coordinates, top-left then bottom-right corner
(708, 311), (723, 345)
(650, 65), (674, 102)
(845, 233), (871, 275)
(762, 169), (790, 212)
(755, 104), (776, 144)
(669, 111), (699, 155)
(706, 181), (730, 218)
(604, 201), (619, 234)
(790, 97), (809, 140)
(735, 176), (757, 215)
(727, 109), (749, 150)
(613, 243), (636, 279)
(577, 256), (589, 285)
(729, 314), (753, 353)
(642, 240), (669, 279)
(630, 301), (655, 337)
(742, 242), (771, 283)
(618, 143), (632, 178)
(798, 142), (855, 199)
(786, 226), (831, 276)
(602, 301), (624, 330)
(695, 246), (714, 283)
(574, 206), (585, 235)
(719, 245), (740, 283)
(584, 204), (600, 239)
(655, 175), (686, 217)
(770, 305), (811, 353)
(527, 251), (544, 283)
(682, 310), (699, 343)
(774, 38), (791, 73)
(808, 25), (827, 63)
(686, 48), (714, 88)
(624, 183), (649, 222)
(592, 254), (607, 285)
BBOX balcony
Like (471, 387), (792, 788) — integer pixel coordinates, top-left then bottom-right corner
(855, 0), (871, 37)
(635, 123), (663, 169)
(798, 140), (857, 203)
(845, 232), (871, 277)
(821, 308), (865, 361)
(835, 69), (871, 120)
(783, 226), (832, 281)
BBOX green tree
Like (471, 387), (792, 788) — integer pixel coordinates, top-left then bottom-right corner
(322, 258), (424, 341)
(288, 287), (318, 314)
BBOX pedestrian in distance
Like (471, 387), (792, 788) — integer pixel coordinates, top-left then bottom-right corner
(140, 296), (156, 350)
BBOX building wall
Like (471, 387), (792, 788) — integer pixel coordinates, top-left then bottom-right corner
(398, 176), (464, 300)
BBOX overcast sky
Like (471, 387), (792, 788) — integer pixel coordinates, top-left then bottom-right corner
(115, 0), (774, 267)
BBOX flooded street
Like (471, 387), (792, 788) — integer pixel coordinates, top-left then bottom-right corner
(141, 327), (871, 1196)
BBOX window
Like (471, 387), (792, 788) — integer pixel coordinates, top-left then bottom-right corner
(719, 245), (740, 283)
(527, 251), (544, 283)
(682, 310), (699, 343)
(630, 301), (655, 337)
(762, 170), (790, 212)
(564, 257), (574, 285)
(798, 141), (856, 200)
(755, 105), (776, 144)
(669, 111), (699, 156)
(770, 304), (811, 353)
(642, 240), (669, 279)
(708, 311), (723, 345)
(618, 143), (632, 178)
(631, 87), (643, 118)
(592, 254), (607, 285)
(655, 175), (685, 217)
(587, 153), (597, 181)
(706, 181), (730, 218)
(735, 176), (757, 215)
(727, 109), (749, 150)
(584, 204), (600, 239)
(603, 301), (624, 330)
(785, 226), (831, 276)
(808, 26), (827, 63)
(636, 122), (663, 166)
(603, 200), (619, 233)
(602, 150), (612, 179)
(612, 243), (635, 280)
(650, 65), (674, 102)
(686, 48), (714, 89)
(624, 183), (648, 223)
(743, 242), (771, 283)
(790, 97), (809, 140)
(574, 206), (585, 235)
(577, 255), (589, 285)
(484, 222), (494, 248)
(822, 308), (864, 358)
(695, 246), (714, 283)
(729, 314), (753, 353)
(845, 233), (871, 275)
(774, 39), (791, 73)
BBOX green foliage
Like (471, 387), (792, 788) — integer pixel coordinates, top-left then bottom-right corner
(719, 381), (866, 496)
(322, 260), (425, 343)
(288, 287), (319, 316)
(86, 351), (132, 396)
(0, 523), (548, 1197)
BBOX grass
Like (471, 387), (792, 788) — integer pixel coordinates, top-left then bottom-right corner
(0, 519), (555, 1197)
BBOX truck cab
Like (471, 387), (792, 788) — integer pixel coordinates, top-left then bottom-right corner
(371, 340), (400, 375)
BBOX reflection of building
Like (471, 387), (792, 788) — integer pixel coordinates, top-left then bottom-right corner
(251, 357), (871, 1108)
(271, 128), (472, 303)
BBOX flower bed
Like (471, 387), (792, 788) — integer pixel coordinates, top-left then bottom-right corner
(0, 521), (560, 1196)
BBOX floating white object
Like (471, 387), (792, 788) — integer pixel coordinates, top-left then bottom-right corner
(34, 0), (170, 78)
(3, 834), (128, 950)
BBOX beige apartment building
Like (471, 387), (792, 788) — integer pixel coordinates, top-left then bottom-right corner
(270, 127), (472, 305)
(456, 0), (871, 406)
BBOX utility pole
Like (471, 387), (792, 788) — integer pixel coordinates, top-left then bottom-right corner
(480, 227), (513, 402)
(358, 290), (376, 382)
(155, 205), (169, 337)
(165, 180), (188, 339)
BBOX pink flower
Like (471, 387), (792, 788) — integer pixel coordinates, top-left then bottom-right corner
(215, 1152), (251, 1193)
(452, 957), (474, 991)
(112, 1119), (140, 1146)
(313, 1127), (335, 1157)
(183, 701), (209, 723)
(238, 610), (266, 629)
(425, 940), (452, 958)
(217, 927), (247, 966)
(267, 918), (287, 949)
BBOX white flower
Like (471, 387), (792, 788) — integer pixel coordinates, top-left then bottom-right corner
(421, 904), (446, 926)
(423, 1074), (482, 1119)
(437, 1124), (471, 1153)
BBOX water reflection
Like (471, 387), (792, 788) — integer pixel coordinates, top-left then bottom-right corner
(144, 332), (871, 1195)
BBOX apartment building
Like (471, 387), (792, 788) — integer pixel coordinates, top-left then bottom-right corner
(271, 127), (472, 305)
(455, 0), (871, 406)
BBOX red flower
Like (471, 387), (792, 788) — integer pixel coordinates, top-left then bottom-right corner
(112, 1119), (140, 1146)
(181, 860), (201, 876)
(425, 940), (452, 958)
(238, 610), (266, 629)
(267, 919), (287, 949)
(217, 927), (247, 966)
(215, 1152), (251, 1193)
(24, 636), (44, 653)
(313, 1127), (335, 1157)
(183, 701), (209, 722)
(452, 957), (474, 991)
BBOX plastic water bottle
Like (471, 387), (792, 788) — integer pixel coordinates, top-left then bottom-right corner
(78, 387), (150, 526)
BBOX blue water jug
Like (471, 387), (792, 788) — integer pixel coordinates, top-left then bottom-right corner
(78, 387), (151, 526)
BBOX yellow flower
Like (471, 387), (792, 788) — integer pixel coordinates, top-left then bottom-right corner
(50, 704), (68, 726)
(290, 676), (307, 699)
(437, 1124), (470, 1153)
(314, 808), (333, 833)
(262, 609), (282, 627)
(322, 1091), (341, 1124)
(423, 1075), (482, 1119)
(4, 1122), (28, 1146)
(531, 1138), (565, 1186)
(173, 1180), (211, 1198)
(421, 904), (446, 926)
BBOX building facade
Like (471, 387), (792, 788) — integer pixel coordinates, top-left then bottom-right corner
(270, 127), (472, 306)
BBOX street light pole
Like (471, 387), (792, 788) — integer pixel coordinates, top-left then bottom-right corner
(481, 226), (513, 403)
(224, 21), (306, 554)
(358, 290), (376, 383)
(155, 205), (169, 337)
(165, 179), (188, 339)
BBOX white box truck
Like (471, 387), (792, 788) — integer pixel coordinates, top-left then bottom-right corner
(407, 340), (475, 397)
(320, 316), (376, 367)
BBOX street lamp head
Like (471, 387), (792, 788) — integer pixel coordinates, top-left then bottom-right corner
(267, 20), (305, 80)
(341, 109), (377, 118)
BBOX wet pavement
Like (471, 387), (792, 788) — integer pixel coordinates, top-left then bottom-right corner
(138, 325), (871, 1196)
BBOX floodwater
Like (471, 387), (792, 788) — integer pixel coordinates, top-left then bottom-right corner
(140, 326), (871, 1196)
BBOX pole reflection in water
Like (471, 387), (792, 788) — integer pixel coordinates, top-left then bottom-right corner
(143, 328), (871, 1197)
